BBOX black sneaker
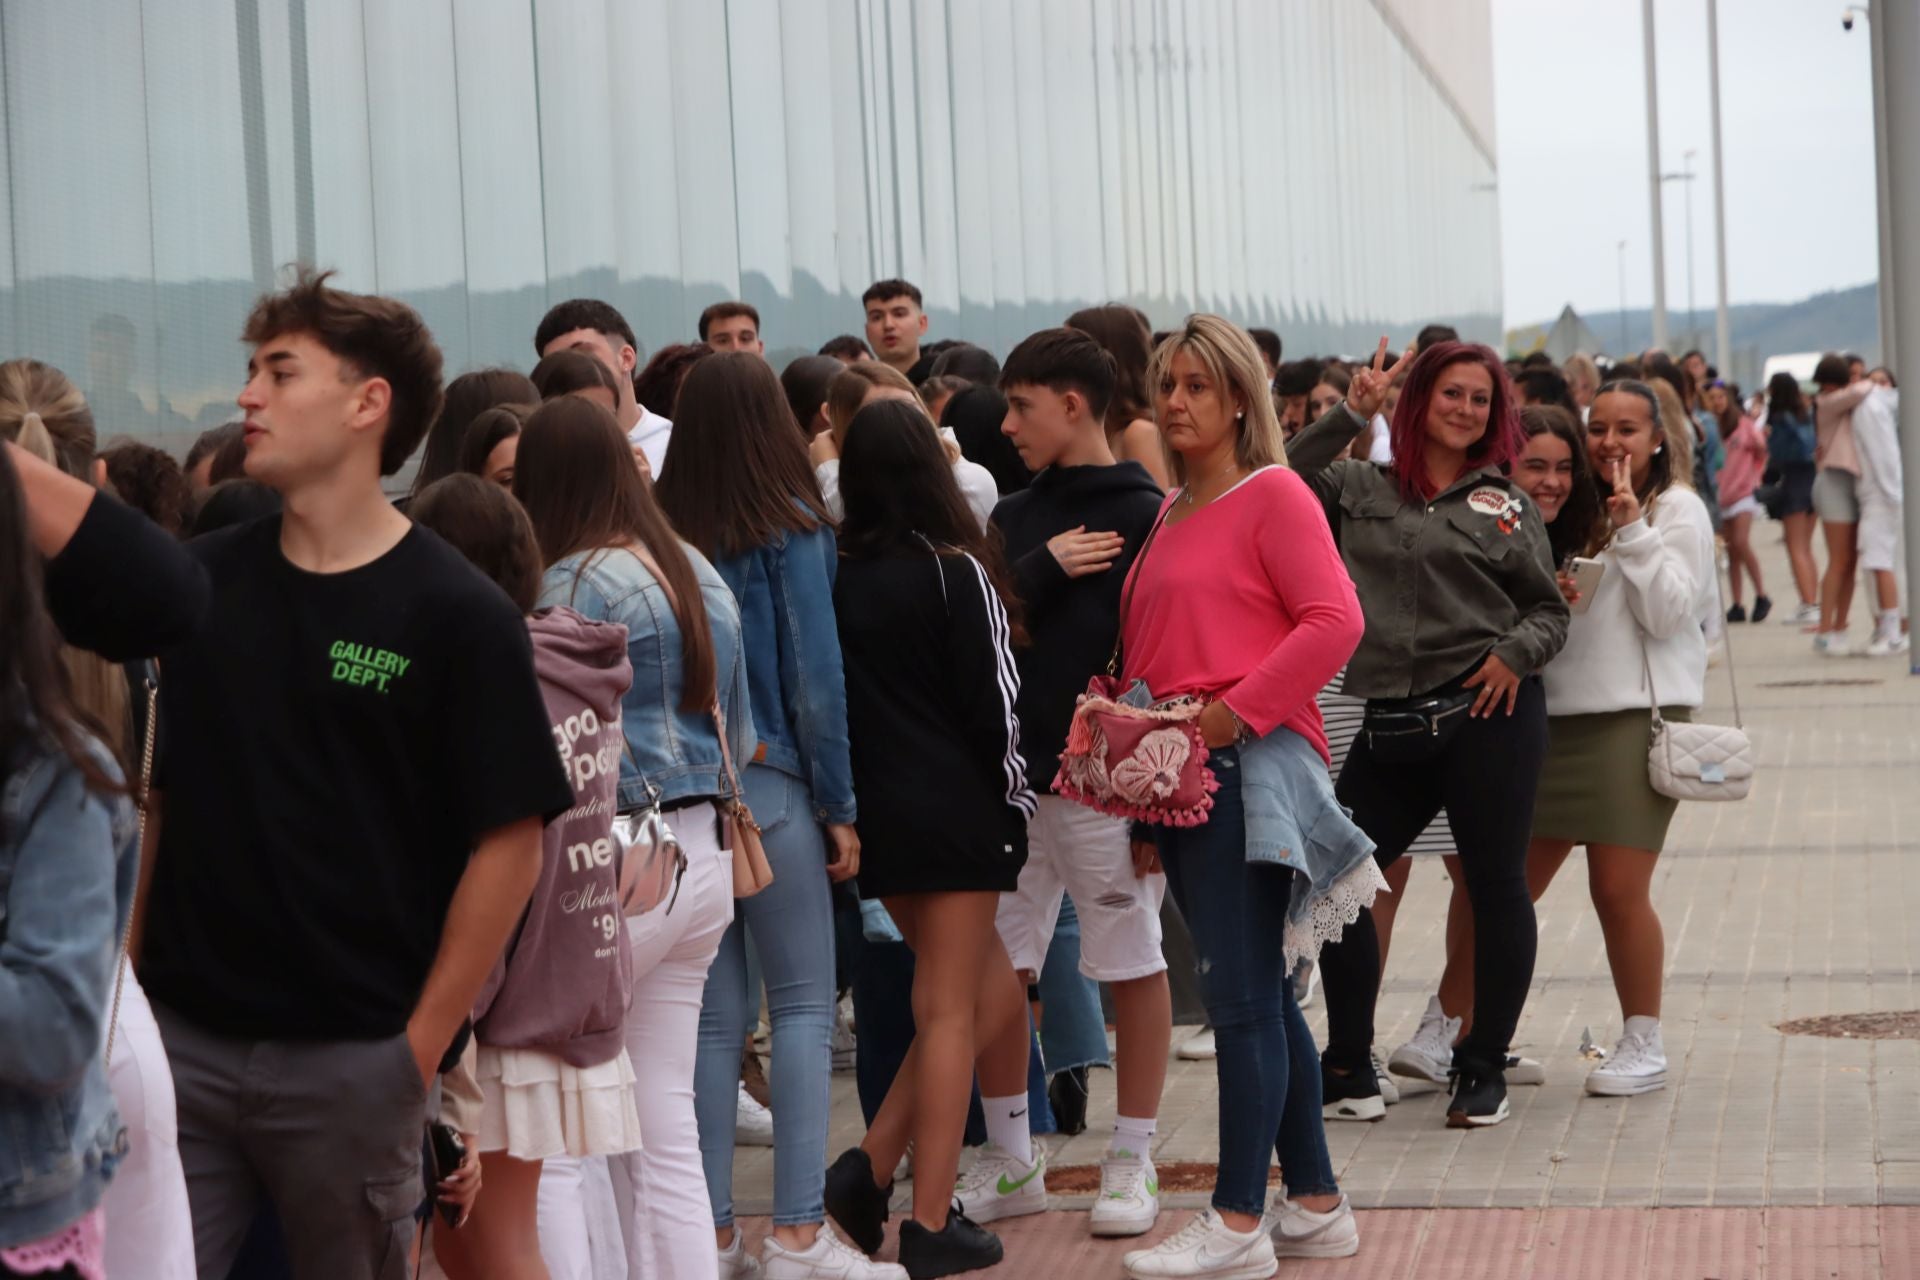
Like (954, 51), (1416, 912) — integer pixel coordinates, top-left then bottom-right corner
(824, 1147), (892, 1255)
(1048, 1064), (1090, 1136)
(1752, 595), (1773, 623)
(1321, 1059), (1386, 1122)
(898, 1210), (1004, 1279)
(1447, 1061), (1510, 1128)
(1726, 602), (1747, 623)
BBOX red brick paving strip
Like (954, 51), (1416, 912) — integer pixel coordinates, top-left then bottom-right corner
(740, 1207), (1920, 1277)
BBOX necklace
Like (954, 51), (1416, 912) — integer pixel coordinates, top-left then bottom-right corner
(1180, 462), (1245, 508)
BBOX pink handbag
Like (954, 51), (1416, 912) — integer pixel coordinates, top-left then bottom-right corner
(1051, 508), (1220, 827)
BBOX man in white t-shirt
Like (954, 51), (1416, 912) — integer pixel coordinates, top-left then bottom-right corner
(534, 299), (672, 477)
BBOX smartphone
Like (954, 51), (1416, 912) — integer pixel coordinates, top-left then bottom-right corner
(1564, 556), (1605, 614)
(427, 1122), (467, 1229)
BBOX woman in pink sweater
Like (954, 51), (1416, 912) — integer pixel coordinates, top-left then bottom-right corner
(1115, 316), (1369, 1280)
(1709, 380), (1771, 621)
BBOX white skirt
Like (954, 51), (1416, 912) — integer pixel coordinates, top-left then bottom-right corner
(474, 1044), (644, 1161)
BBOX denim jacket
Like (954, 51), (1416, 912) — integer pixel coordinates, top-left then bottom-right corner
(1239, 728), (1387, 978)
(0, 737), (136, 1247)
(539, 545), (755, 811)
(712, 526), (856, 825)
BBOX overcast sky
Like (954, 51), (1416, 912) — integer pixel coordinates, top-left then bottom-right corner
(1492, 0), (1879, 327)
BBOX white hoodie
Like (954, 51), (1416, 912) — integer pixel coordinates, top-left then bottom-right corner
(1543, 484), (1715, 717)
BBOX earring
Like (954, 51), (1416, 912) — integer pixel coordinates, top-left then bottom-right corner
(1236, 410), (1245, 420)
(1654, 444), (1664, 454)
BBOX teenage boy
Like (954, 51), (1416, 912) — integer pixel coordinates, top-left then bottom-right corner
(140, 270), (573, 1280)
(862, 278), (928, 378)
(534, 298), (673, 474)
(698, 299), (765, 355)
(957, 327), (1171, 1238)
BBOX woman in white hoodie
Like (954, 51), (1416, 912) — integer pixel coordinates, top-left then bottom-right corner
(1528, 379), (1714, 1099)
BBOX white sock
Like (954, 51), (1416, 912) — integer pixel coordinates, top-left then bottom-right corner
(1879, 609), (1902, 639)
(981, 1094), (1033, 1166)
(1623, 1014), (1661, 1041)
(1110, 1114), (1156, 1162)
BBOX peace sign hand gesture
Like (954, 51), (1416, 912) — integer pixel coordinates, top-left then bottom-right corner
(1605, 456), (1642, 529)
(1346, 337), (1406, 421)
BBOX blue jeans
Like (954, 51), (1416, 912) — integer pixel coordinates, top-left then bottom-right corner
(1153, 749), (1339, 1216)
(694, 766), (836, 1228)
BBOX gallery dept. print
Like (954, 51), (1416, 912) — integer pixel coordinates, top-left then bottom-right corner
(329, 640), (412, 693)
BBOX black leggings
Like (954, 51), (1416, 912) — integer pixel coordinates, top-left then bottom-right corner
(1318, 676), (1548, 1075)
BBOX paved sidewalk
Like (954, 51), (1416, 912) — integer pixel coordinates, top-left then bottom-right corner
(728, 538), (1920, 1270)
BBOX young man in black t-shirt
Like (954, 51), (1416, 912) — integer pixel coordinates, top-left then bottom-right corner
(139, 270), (572, 1280)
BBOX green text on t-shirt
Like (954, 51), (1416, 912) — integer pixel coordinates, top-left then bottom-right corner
(329, 640), (411, 693)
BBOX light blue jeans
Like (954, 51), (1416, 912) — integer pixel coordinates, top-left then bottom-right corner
(693, 765), (836, 1228)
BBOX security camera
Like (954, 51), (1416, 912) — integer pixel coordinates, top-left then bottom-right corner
(1844, 13), (1855, 29)
(1842, 5), (1869, 30)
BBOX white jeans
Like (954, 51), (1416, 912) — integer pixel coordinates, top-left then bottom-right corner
(995, 797), (1168, 983)
(609, 807), (734, 1280)
(104, 969), (197, 1280)
(536, 1155), (628, 1280)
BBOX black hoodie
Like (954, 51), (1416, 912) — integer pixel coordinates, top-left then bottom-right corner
(992, 461), (1166, 791)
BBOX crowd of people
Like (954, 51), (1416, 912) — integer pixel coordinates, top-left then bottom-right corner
(0, 266), (1894, 1280)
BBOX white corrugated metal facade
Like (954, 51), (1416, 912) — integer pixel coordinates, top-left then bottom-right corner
(0, 0), (1500, 448)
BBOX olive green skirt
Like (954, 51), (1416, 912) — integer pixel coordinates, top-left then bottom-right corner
(1532, 708), (1690, 852)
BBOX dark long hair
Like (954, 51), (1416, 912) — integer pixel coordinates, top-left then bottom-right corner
(654, 353), (831, 559)
(1518, 405), (1603, 565)
(413, 368), (538, 493)
(0, 446), (118, 827)
(941, 384), (1031, 497)
(411, 474), (543, 615)
(1387, 341), (1526, 504)
(1066, 304), (1154, 437)
(512, 395), (717, 711)
(1767, 371), (1808, 421)
(456, 404), (527, 478)
(837, 399), (1024, 642)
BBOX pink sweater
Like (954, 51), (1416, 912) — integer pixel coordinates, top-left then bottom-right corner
(1716, 417), (1769, 508)
(1120, 467), (1364, 763)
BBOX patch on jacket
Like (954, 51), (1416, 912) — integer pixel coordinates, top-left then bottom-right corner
(1467, 484), (1524, 535)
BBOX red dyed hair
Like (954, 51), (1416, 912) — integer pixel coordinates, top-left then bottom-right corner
(1387, 341), (1526, 504)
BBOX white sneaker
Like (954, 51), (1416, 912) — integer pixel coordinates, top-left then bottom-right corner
(1387, 996), (1460, 1085)
(737, 1083), (775, 1146)
(1265, 1193), (1360, 1259)
(1867, 631), (1911, 657)
(1784, 602), (1821, 625)
(1177, 1029), (1217, 1061)
(831, 997), (857, 1073)
(1584, 1019), (1667, 1097)
(1090, 1152), (1161, 1237)
(762, 1225), (908, 1279)
(1815, 631), (1855, 658)
(1372, 1050), (1399, 1106)
(1293, 963), (1318, 1009)
(720, 1229), (765, 1279)
(1505, 1055), (1547, 1085)
(1123, 1209), (1277, 1280)
(952, 1142), (1046, 1224)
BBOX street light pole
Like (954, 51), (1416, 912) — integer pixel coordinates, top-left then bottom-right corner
(1683, 148), (1697, 350)
(1878, 0), (1920, 672)
(1618, 240), (1630, 355)
(1641, 0), (1669, 352)
(1706, 0), (1733, 375)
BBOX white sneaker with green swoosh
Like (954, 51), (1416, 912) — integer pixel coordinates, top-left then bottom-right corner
(1091, 1152), (1161, 1236)
(952, 1142), (1047, 1224)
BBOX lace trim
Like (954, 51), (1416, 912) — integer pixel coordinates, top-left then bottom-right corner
(0, 1206), (107, 1280)
(1283, 858), (1390, 976)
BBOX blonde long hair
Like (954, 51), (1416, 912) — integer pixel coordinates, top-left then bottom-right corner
(1146, 315), (1288, 484)
(0, 359), (130, 767)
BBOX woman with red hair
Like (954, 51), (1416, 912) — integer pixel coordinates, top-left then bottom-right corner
(1288, 339), (1569, 1130)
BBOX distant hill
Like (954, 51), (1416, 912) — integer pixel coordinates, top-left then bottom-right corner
(1510, 282), (1882, 383)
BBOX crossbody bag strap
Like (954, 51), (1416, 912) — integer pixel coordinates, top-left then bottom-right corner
(712, 703), (746, 807)
(1107, 502), (1175, 678)
(105, 671), (160, 1068)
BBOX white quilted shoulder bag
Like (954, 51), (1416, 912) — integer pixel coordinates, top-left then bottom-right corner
(1642, 627), (1753, 802)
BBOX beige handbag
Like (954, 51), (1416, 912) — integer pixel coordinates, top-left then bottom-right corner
(1641, 629), (1753, 802)
(714, 705), (773, 898)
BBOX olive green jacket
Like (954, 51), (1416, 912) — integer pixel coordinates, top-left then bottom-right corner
(1287, 406), (1569, 700)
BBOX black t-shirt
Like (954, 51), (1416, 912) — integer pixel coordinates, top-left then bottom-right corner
(140, 515), (573, 1040)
